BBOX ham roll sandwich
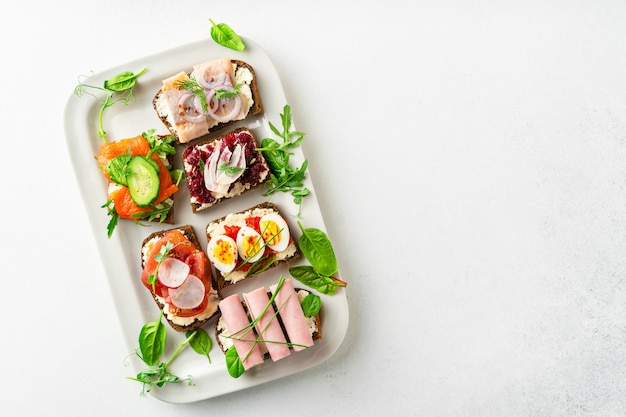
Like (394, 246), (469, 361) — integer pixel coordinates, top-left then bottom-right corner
(205, 202), (300, 289)
(182, 127), (270, 213)
(140, 225), (220, 332)
(216, 277), (322, 376)
(153, 57), (263, 145)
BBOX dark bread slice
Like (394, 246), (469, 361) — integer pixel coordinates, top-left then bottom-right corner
(214, 288), (322, 359)
(205, 202), (300, 289)
(152, 59), (263, 145)
(182, 127), (270, 213)
(141, 225), (220, 332)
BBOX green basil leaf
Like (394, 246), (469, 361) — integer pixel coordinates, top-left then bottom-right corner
(297, 224), (338, 277)
(186, 329), (212, 363)
(225, 346), (244, 378)
(301, 293), (321, 317)
(209, 19), (245, 51)
(138, 316), (167, 366)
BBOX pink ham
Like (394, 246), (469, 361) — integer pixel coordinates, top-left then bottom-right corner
(270, 279), (314, 352)
(218, 294), (264, 370)
(243, 288), (291, 362)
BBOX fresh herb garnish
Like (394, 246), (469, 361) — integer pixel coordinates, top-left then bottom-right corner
(215, 83), (242, 99)
(127, 313), (213, 396)
(289, 221), (346, 295)
(107, 153), (133, 186)
(101, 199), (119, 239)
(257, 105), (309, 212)
(74, 67), (147, 139)
(209, 19), (246, 51)
(148, 241), (174, 290)
(175, 76), (209, 113)
(218, 162), (245, 177)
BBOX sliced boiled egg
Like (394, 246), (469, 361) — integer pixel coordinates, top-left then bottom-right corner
(259, 212), (291, 252)
(207, 235), (238, 273)
(237, 226), (265, 263)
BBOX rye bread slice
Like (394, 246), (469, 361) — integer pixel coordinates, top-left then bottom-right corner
(205, 202), (300, 289)
(182, 127), (270, 213)
(152, 59), (263, 145)
(141, 225), (220, 332)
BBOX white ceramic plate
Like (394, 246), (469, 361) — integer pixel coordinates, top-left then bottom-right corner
(63, 37), (349, 403)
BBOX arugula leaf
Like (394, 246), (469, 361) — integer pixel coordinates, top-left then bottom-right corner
(209, 19), (246, 51)
(101, 199), (119, 239)
(257, 105), (309, 210)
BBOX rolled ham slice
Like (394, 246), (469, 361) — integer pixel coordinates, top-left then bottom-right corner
(270, 279), (314, 352)
(218, 294), (264, 370)
(243, 287), (291, 362)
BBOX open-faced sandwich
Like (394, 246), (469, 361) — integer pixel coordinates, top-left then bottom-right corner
(215, 277), (322, 376)
(206, 202), (300, 289)
(153, 57), (263, 144)
(96, 130), (181, 238)
(182, 127), (270, 213)
(140, 225), (220, 332)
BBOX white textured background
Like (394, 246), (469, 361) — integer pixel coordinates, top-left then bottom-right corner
(3, 0), (626, 415)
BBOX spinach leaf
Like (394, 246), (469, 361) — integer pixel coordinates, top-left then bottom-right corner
(225, 346), (244, 378)
(186, 329), (212, 363)
(138, 313), (167, 366)
(209, 19), (245, 51)
(301, 293), (321, 317)
(289, 265), (346, 295)
(297, 222), (338, 277)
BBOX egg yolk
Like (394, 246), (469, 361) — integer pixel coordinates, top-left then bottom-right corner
(261, 220), (282, 246)
(242, 235), (262, 258)
(213, 239), (235, 265)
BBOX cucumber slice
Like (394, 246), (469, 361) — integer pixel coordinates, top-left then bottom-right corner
(127, 156), (160, 207)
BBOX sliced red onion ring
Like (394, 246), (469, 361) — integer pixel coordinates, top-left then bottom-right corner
(205, 88), (242, 123)
(177, 91), (206, 123)
(157, 257), (190, 288)
(216, 143), (246, 185)
(204, 143), (221, 192)
(195, 65), (230, 90)
(168, 274), (205, 310)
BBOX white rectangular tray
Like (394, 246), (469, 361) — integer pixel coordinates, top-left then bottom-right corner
(64, 36), (349, 403)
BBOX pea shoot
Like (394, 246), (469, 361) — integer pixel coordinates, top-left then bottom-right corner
(74, 67), (147, 140)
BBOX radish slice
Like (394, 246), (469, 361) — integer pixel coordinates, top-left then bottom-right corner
(157, 257), (190, 288)
(168, 274), (205, 310)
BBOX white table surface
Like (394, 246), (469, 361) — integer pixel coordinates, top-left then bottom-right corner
(3, 0), (626, 415)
